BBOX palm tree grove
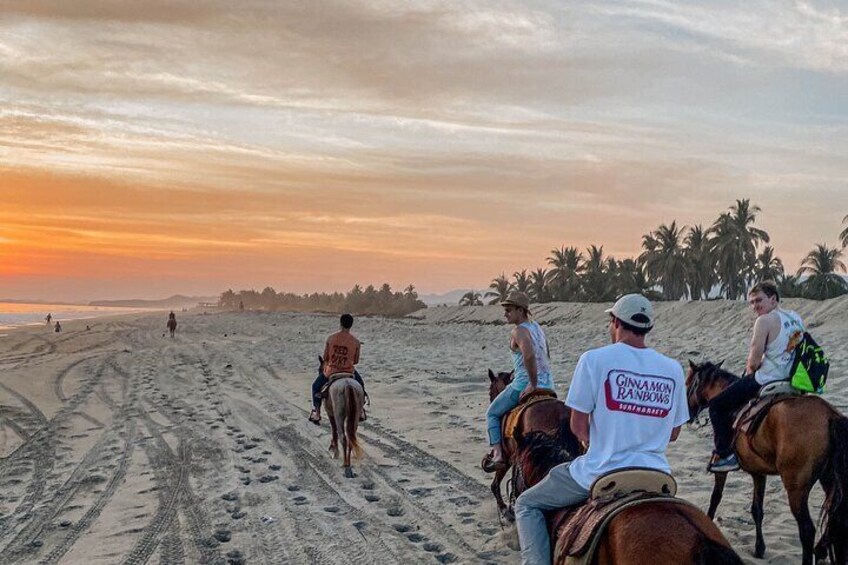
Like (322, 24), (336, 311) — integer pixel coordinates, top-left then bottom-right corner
(471, 200), (848, 305)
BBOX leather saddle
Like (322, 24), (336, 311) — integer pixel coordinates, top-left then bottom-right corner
(733, 380), (804, 438)
(319, 372), (354, 398)
(549, 468), (688, 565)
(502, 389), (558, 441)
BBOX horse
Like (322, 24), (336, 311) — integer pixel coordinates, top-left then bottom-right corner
(167, 318), (177, 338)
(686, 360), (848, 564)
(486, 369), (578, 522)
(514, 425), (744, 564)
(320, 356), (365, 479)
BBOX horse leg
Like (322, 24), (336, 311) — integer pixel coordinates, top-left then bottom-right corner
(328, 412), (339, 458)
(784, 482), (816, 565)
(707, 471), (728, 519)
(490, 465), (513, 522)
(751, 473), (767, 558)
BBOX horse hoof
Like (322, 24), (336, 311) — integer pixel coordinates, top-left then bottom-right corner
(754, 545), (765, 559)
(344, 467), (355, 479)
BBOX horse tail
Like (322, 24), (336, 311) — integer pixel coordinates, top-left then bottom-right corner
(695, 537), (744, 564)
(820, 416), (848, 562)
(345, 381), (363, 460)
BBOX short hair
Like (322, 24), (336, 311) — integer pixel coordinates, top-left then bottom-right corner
(614, 314), (652, 336)
(750, 281), (780, 302)
(340, 313), (354, 329)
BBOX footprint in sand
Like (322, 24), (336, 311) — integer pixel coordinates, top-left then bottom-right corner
(393, 524), (412, 533)
(323, 506), (339, 513)
(435, 554), (457, 563)
(386, 506), (404, 517)
(423, 542), (443, 553)
(213, 529), (232, 543)
(407, 533), (425, 542)
(364, 494), (380, 502)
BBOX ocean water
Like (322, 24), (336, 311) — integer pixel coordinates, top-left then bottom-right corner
(0, 302), (151, 331)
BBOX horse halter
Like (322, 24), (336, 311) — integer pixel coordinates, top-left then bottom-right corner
(686, 367), (711, 426)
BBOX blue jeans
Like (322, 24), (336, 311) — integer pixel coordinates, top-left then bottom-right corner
(515, 462), (590, 565)
(486, 387), (521, 445)
(312, 370), (365, 410)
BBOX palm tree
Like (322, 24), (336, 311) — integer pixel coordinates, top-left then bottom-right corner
(684, 225), (715, 300)
(614, 258), (651, 296)
(753, 246), (784, 283)
(709, 199), (770, 299)
(841, 214), (848, 248)
(512, 269), (531, 295)
(797, 244), (848, 299)
(484, 273), (512, 305)
(639, 221), (689, 300)
(458, 291), (484, 306)
(547, 246), (583, 301)
(529, 268), (550, 303)
(777, 274), (803, 299)
(580, 245), (614, 302)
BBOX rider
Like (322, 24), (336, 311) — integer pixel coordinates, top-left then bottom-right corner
(515, 293), (689, 565)
(707, 280), (804, 473)
(308, 313), (367, 424)
(484, 291), (555, 470)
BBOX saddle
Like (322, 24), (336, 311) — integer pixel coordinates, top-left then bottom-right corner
(733, 381), (805, 438)
(549, 468), (689, 565)
(502, 389), (558, 441)
(319, 372), (354, 398)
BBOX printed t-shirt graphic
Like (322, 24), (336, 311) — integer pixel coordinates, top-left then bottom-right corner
(323, 331), (360, 376)
(604, 370), (676, 417)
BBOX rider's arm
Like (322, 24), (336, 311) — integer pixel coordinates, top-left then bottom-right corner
(322, 340), (331, 367)
(353, 342), (360, 365)
(515, 327), (537, 387)
(745, 315), (771, 376)
(570, 409), (590, 444)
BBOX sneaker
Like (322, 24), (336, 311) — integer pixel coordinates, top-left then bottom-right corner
(708, 453), (740, 473)
(308, 409), (321, 425)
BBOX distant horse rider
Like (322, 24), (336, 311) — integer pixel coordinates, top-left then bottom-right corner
(46, 313), (52, 325)
(167, 311), (178, 338)
(309, 314), (367, 424)
(483, 291), (555, 470)
(54, 321), (62, 333)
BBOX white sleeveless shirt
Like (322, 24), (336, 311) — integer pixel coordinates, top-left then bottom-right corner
(755, 309), (804, 385)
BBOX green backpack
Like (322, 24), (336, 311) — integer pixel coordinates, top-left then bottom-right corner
(789, 332), (829, 393)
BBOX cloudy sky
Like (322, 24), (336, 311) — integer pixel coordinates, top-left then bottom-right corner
(1, 1), (847, 301)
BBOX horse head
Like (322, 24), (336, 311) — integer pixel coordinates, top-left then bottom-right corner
(686, 359), (735, 422)
(487, 369), (514, 401)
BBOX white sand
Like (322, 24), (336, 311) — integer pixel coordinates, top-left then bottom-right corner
(0, 297), (845, 564)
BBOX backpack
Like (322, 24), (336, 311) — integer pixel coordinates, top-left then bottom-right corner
(789, 332), (829, 393)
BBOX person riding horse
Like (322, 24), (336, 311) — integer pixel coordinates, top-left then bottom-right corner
(707, 280), (804, 473)
(515, 294), (689, 565)
(483, 291), (555, 471)
(167, 311), (178, 338)
(309, 313), (367, 424)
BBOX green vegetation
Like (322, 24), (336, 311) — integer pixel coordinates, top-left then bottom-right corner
(219, 284), (426, 317)
(469, 199), (848, 304)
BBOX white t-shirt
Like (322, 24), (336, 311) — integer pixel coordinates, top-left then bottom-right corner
(565, 343), (689, 490)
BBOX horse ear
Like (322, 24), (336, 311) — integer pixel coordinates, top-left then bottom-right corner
(488, 369), (496, 382)
(688, 359), (697, 371)
(319, 355), (324, 364)
(716, 360), (724, 368)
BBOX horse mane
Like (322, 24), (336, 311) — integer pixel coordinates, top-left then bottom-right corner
(515, 419), (580, 486)
(697, 361), (740, 388)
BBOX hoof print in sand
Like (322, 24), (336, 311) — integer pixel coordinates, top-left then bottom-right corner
(214, 529), (232, 543)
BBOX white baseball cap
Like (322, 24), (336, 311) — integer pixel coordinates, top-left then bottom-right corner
(605, 293), (654, 329)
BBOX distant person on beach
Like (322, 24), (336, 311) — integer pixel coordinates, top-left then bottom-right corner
(483, 291), (555, 470)
(167, 311), (177, 338)
(46, 313), (52, 325)
(309, 314), (367, 424)
(239, 300), (244, 312)
(54, 321), (61, 333)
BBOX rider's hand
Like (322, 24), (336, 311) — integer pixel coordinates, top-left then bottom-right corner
(520, 384), (537, 399)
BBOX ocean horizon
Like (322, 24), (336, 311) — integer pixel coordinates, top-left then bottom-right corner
(0, 302), (156, 332)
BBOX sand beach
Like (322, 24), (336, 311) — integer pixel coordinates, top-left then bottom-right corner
(0, 298), (845, 564)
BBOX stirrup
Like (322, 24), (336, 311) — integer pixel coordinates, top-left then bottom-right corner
(308, 410), (321, 425)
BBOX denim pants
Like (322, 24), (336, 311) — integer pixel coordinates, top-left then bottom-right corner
(515, 462), (589, 565)
(486, 387), (521, 445)
(709, 376), (760, 457)
(312, 370), (364, 410)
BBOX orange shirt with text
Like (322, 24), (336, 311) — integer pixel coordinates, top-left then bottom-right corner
(323, 331), (360, 376)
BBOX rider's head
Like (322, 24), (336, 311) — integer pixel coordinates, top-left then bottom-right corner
(605, 294), (653, 343)
(500, 291), (531, 324)
(748, 281), (779, 317)
(340, 313), (354, 329)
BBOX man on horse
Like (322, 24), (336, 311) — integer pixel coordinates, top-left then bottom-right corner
(483, 291), (555, 470)
(707, 280), (804, 473)
(309, 313), (367, 424)
(515, 294), (689, 565)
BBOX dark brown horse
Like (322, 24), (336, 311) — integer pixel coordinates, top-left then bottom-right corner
(321, 356), (365, 479)
(514, 427), (743, 564)
(167, 317), (177, 338)
(486, 369), (577, 522)
(686, 361), (848, 564)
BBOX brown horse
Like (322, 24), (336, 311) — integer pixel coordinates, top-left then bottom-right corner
(514, 426), (744, 564)
(324, 368), (365, 479)
(167, 318), (177, 338)
(486, 369), (578, 522)
(686, 361), (848, 564)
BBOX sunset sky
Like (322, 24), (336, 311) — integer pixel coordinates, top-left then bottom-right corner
(2, 1), (847, 302)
